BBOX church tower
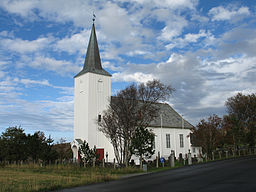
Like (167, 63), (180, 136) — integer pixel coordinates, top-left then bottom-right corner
(72, 23), (113, 161)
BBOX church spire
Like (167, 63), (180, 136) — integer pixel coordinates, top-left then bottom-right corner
(75, 22), (111, 78)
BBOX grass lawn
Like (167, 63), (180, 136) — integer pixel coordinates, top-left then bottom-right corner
(0, 164), (142, 192)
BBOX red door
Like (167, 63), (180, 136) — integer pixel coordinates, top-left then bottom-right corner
(96, 148), (104, 160)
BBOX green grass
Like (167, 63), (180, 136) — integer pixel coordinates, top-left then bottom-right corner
(0, 164), (142, 192)
(2, 154), (255, 191)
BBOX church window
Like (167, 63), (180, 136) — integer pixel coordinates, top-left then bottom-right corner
(79, 79), (84, 93)
(166, 134), (170, 148)
(166, 134), (171, 148)
(192, 147), (196, 153)
(98, 114), (101, 122)
(179, 134), (184, 148)
(98, 79), (103, 92)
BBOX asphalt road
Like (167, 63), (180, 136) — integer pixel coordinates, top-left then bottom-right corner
(58, 156), (256, 192)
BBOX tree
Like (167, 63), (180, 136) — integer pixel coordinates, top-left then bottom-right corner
(0, 127), (60, 164)
(99, 79), (174, 166)
(225, 93), (256, 146)
(53, 142), (72, 163)
(222, 114), (245, 149)
(0, 138), (4, 162)
(1, 126), (28, 163)
(130, 127), (155, 168)
(191, 115), (222, 156)
(27, 131), (47, 162)
(40, 135), (58, 164)
(78, 140), (97, 166)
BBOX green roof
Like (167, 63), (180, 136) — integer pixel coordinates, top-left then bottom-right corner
(75, 24), (111, 78)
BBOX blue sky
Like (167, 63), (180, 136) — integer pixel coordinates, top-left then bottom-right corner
(0, 0), (256, 143)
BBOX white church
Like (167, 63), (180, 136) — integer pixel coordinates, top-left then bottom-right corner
(71, 23), (196, 163)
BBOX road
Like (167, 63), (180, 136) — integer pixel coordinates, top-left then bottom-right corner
(58, 156), (256, 192)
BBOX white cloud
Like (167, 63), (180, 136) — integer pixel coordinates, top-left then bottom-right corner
(0, 75), (74, 133)
(112, 72), (155, 83)
(0, 0), (255, 130)
(27, 56), (80, 75)
(0, 97), (74, 132)
(154, 0), (198, 9)
(0, 71), (5, 79)
(102, 61), (121, 71)
(128, 0), (198, 10)
(184, 30), (207, 42)
(55, 30), (90, 54)
(18, 78), (51, 87)
(0, 0), (93, 26)
(158, 15), (188, 41)
(98, 2), (133, 41)
(0, 30), (14, 38)
(209, 6), (250, 21)
(1, 37), (52, 53)
(165, 30), (209, 50)
(0, 0), (37, 18)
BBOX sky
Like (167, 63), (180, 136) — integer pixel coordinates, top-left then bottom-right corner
(0, 0), (256, 143)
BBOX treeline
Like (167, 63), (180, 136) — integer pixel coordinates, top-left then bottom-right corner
(0, 126), (72, 164)
(192, 93), (256, 156)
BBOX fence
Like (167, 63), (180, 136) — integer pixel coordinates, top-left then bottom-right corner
(1, 147), (256, 170)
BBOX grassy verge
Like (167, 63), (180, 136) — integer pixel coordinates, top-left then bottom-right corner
(0, 164), (142, 192)
(2, 155), (255, 191)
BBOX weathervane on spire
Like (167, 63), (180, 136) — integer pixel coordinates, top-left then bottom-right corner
(93, 12), (96, 23)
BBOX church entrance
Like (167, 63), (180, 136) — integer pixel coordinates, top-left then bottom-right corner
(96, 148), (104, 160)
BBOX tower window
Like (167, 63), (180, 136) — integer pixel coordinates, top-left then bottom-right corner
(98, 114), (101, 122)
(98, 79), (103, 92)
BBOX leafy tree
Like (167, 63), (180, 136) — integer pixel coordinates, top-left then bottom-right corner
(0, 127), (60, 164)
(226, 93), (256, 146)
(130, 127), (155, 168)
(27, 131), (46, 162)
(53, 142), (73, 162)
(191, 115), (222, 156)
(78, 140), (97, 166)
(0, 138), (4, 162)
(40, 135), (58, 164)
(1, 126), (28, 163)
(99, 79), (174, 166)
(222, 114), (245, 149)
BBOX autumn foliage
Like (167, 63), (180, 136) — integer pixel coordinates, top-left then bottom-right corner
(191, 93), (256, 155)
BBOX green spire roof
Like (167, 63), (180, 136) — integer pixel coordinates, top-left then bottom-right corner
(75, 24), (111, 78)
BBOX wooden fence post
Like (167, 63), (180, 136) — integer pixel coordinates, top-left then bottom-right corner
(93, 158), (96, 168)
